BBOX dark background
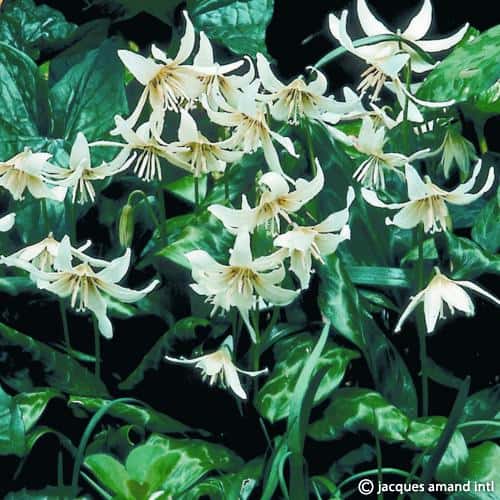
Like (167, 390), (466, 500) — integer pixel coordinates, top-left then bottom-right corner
(2, 0), (499, 496)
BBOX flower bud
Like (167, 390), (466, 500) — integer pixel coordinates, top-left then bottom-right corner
(118, 203), (135, 248)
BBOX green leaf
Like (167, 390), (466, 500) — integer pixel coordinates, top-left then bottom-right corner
(119, 317), (210, 390)
(426, 358), (463, 390)
(0, 384), (26, 456)
(0, 0), (76, 60)
(13, 390), (60, 433)
(418, 26), (500, 114)
(5, 487), (75, 499)
(445, 232), (500, 279)
(328, 444), (375, 482)
(68, 396), (194, 435)
(406, 416), (447, 449)
(345, 265), (412, 288)
(471, 189), (500, 254)
(49, 37), (128, 143)
(433, 430), (469, 483)
(0, 322), (109, 397)
(308, 388), (410, 443)
(256, 333), (359, 422)
(318, 254), (418, 417)
(85, 454), (133, 499)
(188, 0), (275, 56)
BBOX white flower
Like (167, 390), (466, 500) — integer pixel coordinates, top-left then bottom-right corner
(164, 336), (267, 399)
(92, 117), (190, 182)
(437, 125), (478, 179)
(256, 53), (358, 124)
(362, 161), (495, 233)
(2, 236), (159, 338)
(352, 117), (430, 189)
(193, 32), (254, 109)
(274, 187), (354, 288)
(186, 232), (297, 341)
(116, 11), (203, 128)
(395, 267), (500, 333)
(0, 213), (15, 232)
(0, 149), (65, 202)
(203, 81), (298, 175)
(170, 109), (243, 177)
(353, 0), (468, 73)
(209, 162), (324, 234)
(45, 133), (133, 204)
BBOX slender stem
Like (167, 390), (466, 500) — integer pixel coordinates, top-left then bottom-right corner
(375, 436), (383, 500)
(80, 471), (112, 500)
(402, 61), (412, 154)
(416, 225), (429, 416)
(303, 120), (316, 175)
(397, 450), (426, 500)
(128, 190), (161, 230)
(458, 420), (500, 429)
(289, 452), (306, 500)
(66, 199), (77, 242)
(40, 199), (50, 236)
(473, 120), (488, 154)
(339, 468), (418, 490)
(194, 176), (200, 207)
(156, 186), (167, 244)
(59, 300), (72, 352)
(224, 166), (230, 203)
(92, 317), (101, 380)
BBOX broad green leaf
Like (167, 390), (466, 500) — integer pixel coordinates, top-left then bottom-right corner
(433, 430), (469, 483)
(13, 390), (60, 433)
(418, 26), (500, 114)
(0, 42), (44, 158)
(426, 358), (463, 390)
(0, 277), (33, 296)
(406, 416), (447, 449)
(5, 487), (74, 499)
(49, 37), (128, 144)
(86, 425), (141, 459)
(471, 189), (500, 254)
(68, 396), (194, 435)
(308, 388), (410, 443)
(0, 384), (26, 456)
(256, 333), (359, 422)
(328, 444), (375, 482)
(318, 254), (418, 417)
(119, 317), (210, 390)
(85, 454), (133, 499)
(0, 322), (109, 397)
(445, 232), (500, 279)
(188, 0), (275, 56)
(345, 265), (411, 288)
(0, 0), (76, 60)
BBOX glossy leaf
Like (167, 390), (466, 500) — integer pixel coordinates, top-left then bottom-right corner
(471, 189), (500, 254)
(0, 384), (26, 456)
(256, 333), (359, 422)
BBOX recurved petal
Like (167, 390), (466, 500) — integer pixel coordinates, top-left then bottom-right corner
(441, 281), (475, 316)
(289, 248), (312, 289)
(314, 189), (355, 232)
(260, 171), (290, 197)
(70, 132), (91, 169)
(402, 0), (432, 40)
(86, 283), (113, 338)
(457, 280), (500, 307)
(97, 249), (131, 283)
(423, 282), (443, 332)
(175, 11), (196, 63)
(446, 163), (495, 205)
(256, 53), (283, 93)
(416, 23), (469, 52)
(194, 31), (214, 66)
(118, 50), (161, 85)
(405, 164), (431, 200)
(361, 188), (407, 209)
(394, 289), (425, 332)
(388, 202), (424, 229)
(254, 280), (298, 306)
(178, 109), (199, 143)
(223, 361), (248, 399)
(357, 0), (392, 36)
(0, 212), (15, 232)
(98, 279), (159, 303)
(229, 231), (253, 267)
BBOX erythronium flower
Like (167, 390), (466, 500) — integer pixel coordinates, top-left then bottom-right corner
(0, 149), (65, 202)
(0, 213), (15, 232)
(186, 231), (297, 341)
(164, 336), (268, 399)
(92, 117), (190, 182)
(437, 125), (477, 179)
(116, 11), (203, 128)
(256, 53), (358, 124)
(45, 133), (133, 204)
(274, 187), (354, 288)
(362, 161), (495, 233)
(170, 109), (243, 177)
(209, 162), (325, 234)
(203, 81), (298, 175)
(193, 31), (253, 109)
(395, 267), (500, 333)
(352, 117), (430, 189)
(354, 0), (468, 73)
(2, 236), (159, 338)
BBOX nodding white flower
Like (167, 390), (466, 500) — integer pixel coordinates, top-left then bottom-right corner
(194, 32), (254, 109)
(256, 53), (358, 124)
(352, 117), (430, 189)
(274, 187), (354, 289)
(209, 161), (325, 234)
(4, 233), (109, 272)
(437, 125), (477, 179)
(362, 161), (495, 233)
(0, 149), (65, 202)
(353, 0), (468, 73)
(0, 213), (15, 232)
(116, 11), (203, 128)
(203, 80), (298, 175)
(2, 236), (159, 338)
(92, 117), (190, 182)
(170, 109), (243, 177)
(164, 336), (268, 399)
(45, 133), (133, 204)
(395, 267), (500, 333)
(186, 232), (297, 341)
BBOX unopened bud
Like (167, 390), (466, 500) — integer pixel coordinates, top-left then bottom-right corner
(119, 203), (135, 247)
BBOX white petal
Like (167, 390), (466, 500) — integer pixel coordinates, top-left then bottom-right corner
(405, 164), (430, 200)
(54, 236), (73, 272)
(403, 0), (432, 40)
(98, 279), (159, 303)
(315, 187), (355, 232)
(447, 165), (495, 205)
(441, 281), (475, 316)
(361, 188), (407, 209)
(378, 53), (410, 79)
(256, 53), (283, 92)
(269, 131), (298, 158)
(416, 23), (469, 52)
(389, 202), (424, 230)
(175, 11), (196, 63)
(289, 249), (312, 289)
(229, 232), (253, 267)
(70, 132), (91, 169)
(457, 281), (500, 307)
(261, 133), (285, 175)
(223, 362), (247, 399)
(87, 284), (113, 339)
(0, 213), (15, 232)
(423, 284), (443, 332)
(357, 0), (392, 36)
(194, 31), (214, 66)
(395, 289), (425, 332)
(254, 279), (298, 306)
(97, 249), (131, 283)
(178, 109), (199, 143)
(118, 50), (161, 85)
(307, 67), (328, 95)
